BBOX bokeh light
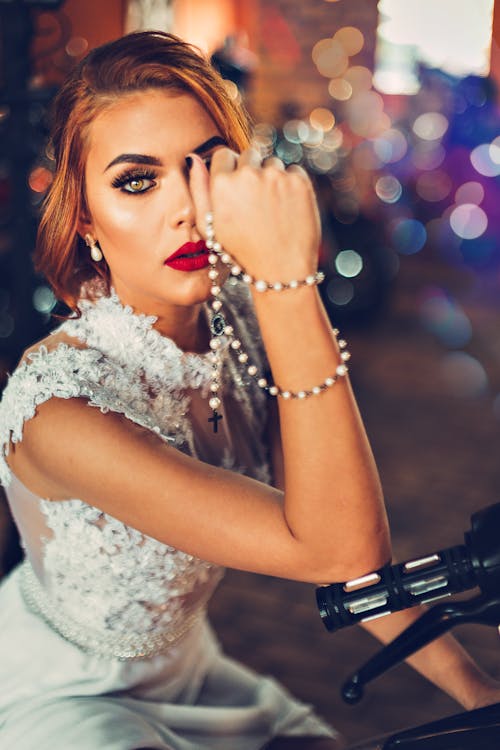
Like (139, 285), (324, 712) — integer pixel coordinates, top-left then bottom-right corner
(470, 143), (500, 177)
(312, 38), (348, 78)
(252, 123), (277, 158)
(333, 27), (365, 57)
(222, 79), (240, 101)
(419, 288), (472, 347)
(344, 65), (373, 92)
(283, 119), (309, 144)
(391, 218), (427, 254)
(326, 278), (355, 306)
(303, 126), (324, 147)
(321, 128), (343, 151)
(455, 181), (485, 205)
(308, 150), (338, 173)
(328, 78), (353, 101)
(32, 286), (56, 314)
(440, 352), (488, 397)
(335, 249), (364, 278)
(375, 175), (402, 203)
(309, 108), (335, 132)
(345, 91), (386, 137)
(65, 36), (89, 57)
(411, 143), (446, 170)
(352, 142), (382, 171)
(449, 203), (488, 239)
(412, 112), (449, 140)
(415, 171), (452, 202)
(372, 128), (408, 164)
(334, 198), (360, 224)
(28, 166), (53, 194)
(276, 140), (303, 164)
(0, 313), (14, 338)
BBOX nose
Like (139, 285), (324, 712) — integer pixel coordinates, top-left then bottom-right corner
(169, 171), (197, 230)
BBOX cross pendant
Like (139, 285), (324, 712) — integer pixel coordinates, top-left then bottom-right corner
(208, 410), (223, 434)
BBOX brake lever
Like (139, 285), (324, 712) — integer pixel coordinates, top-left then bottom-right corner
(341, 593), (500, 704)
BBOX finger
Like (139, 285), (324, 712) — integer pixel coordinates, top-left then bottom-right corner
(210, 147), (238, 178)
(238, 147), (262, 169)
(285, 164), (310, 180)
(187, 153), (211, 236)
(262, 156), (285, 171)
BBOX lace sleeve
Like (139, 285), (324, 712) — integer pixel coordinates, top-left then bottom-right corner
(0, 344), (107, 488)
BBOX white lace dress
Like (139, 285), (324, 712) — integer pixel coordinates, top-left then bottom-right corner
(0, 282), (335, 750)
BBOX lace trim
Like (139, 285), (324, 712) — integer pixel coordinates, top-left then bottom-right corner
(19, 560), (204, 660)
(62, 289), (221, 392)
(0, 281), (270, 487)
(0, 344), (178, 488)
(0, 346), (108, 487)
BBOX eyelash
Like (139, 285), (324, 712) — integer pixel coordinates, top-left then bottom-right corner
(111, 168), (158, 194)
(111, 154), (213, 194)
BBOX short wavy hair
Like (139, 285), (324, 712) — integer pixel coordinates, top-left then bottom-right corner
(35, 31), (251, 311)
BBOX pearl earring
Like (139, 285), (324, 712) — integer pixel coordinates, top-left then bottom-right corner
(85, 233), (103, 262)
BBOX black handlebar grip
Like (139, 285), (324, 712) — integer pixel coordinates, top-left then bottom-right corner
(317, 544), (475, 632)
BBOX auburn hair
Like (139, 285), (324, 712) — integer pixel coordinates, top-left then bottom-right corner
(35, 31), (251, 312)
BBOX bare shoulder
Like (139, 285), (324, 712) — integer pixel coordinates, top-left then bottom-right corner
(8, 395), (157, 501)
(7, 329), (103, 498)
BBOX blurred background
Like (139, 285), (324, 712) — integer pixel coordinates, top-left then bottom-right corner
(0, 0), (500, 743)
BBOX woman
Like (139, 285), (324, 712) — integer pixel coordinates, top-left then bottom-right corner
(0, 31), (497, 750)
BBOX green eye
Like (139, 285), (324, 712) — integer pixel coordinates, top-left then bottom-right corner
(112, 169), (157, 193)
(123, 177), (154, 193)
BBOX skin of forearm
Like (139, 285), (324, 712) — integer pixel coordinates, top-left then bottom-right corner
(362, 608), (497, 709)
(251, 284), (391, 582)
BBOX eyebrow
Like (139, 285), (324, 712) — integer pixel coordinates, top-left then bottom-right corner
(104, 136), (228, 172)
(192, 136), (228, 154)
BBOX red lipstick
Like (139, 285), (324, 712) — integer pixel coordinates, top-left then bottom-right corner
(164, 241), (209, 272)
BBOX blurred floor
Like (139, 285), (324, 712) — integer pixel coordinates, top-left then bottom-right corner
(209, 253), (500, 744)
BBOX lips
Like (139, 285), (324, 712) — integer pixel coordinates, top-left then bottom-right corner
(164, 241), (210, 272)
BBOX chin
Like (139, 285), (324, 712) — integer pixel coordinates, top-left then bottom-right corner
(163, 277), (213, 307)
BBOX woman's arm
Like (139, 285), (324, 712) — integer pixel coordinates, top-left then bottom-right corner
(199, 148), (391, 580)
(363, 609), (500, 710)
(8, 394), (382, 583)
(8, 149), (390, 584)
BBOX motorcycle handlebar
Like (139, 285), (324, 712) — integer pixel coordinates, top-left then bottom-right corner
(317, 502), (500, 633)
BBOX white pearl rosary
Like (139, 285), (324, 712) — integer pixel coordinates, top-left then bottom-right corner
(204, 212), (351, 432)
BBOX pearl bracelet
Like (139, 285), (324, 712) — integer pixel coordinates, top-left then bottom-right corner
(205, 212), (324, 292)
(205, 212), (351, 433)
(274, 334), (350, 399)
(230, 328), (351, 401)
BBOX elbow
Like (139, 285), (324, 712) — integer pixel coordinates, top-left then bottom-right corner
(309, 526), (392, 586)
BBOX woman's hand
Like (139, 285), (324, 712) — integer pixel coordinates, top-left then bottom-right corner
(188, 147), (321, 282)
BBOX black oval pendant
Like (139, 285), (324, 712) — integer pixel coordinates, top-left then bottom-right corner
(210, 313), (226, 336)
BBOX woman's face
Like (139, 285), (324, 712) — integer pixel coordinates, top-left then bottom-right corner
(80, 89), (227, 315)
